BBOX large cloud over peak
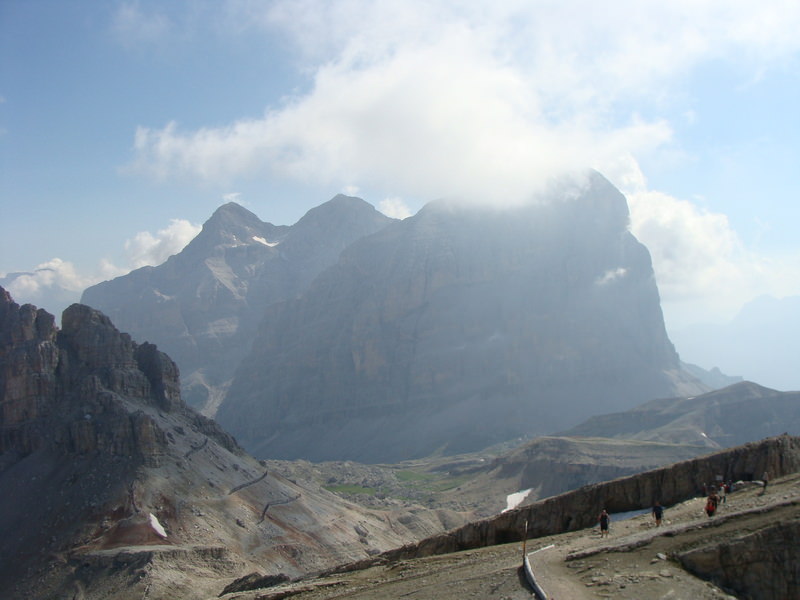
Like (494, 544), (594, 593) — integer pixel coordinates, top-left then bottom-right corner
(131, 12), (676, 205)
(131, 1), (800, 202)
(128, 0), (800, 329)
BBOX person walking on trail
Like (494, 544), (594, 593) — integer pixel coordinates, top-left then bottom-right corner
(598, 509), (610, 537)
(652, 502), (664, 527)
(762, 471), (769, 494)
(705, 491), (720, 517)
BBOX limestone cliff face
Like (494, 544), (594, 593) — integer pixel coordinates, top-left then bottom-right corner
(81, 197), (394, 415)
(0, 288), (194, 462)
(220, 172), (706, 462)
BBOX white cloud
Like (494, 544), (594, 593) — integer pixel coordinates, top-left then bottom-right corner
(378, 197), (412, 220)
(124, 218), (201, 269)
(1, 259), (97, 319)
(342, 185), (360, 196)
(131, 1), (800, 205)
(3, 259), (93, 296)
(2, 219), (201, 319)
(223, 192), (242, 203)
(112, 2), (171, 47)
(613, 163), (800, 328)
(131, 25), (671, 204)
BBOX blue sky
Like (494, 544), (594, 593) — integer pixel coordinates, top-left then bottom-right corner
(2, 1), (799, 344)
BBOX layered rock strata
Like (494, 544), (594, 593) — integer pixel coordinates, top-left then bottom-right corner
(678, 518), (800, 599)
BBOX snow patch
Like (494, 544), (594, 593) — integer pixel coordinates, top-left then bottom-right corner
(503, 488), (532, 513)
(252, 236), (279, 247)
(149, 513), (167, 538)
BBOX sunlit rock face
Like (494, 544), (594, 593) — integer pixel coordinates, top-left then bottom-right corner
(219, 172), (707, 463)
(0, 289), (192, 461)
(81, 196), (394, 415)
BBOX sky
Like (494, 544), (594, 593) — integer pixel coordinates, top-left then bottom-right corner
(2, 1), (800, 380)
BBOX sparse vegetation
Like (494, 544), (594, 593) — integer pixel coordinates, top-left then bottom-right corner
(395, 470), (436, 482)
(324, 484), (378, 496)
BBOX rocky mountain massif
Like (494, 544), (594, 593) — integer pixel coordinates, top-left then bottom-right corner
(0, 288), (469, 600)
(81, 196), (394, 415)
(561, 380), (800, 448)
(218, 172), (707, 462)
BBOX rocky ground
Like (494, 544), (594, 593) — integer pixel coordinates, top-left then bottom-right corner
(216, 472), (800, 599)
(265, 436), (707, 517)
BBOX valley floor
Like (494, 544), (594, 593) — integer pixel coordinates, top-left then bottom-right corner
(219, 472), (800, 599)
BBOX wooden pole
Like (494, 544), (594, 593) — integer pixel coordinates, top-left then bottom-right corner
(522, 519), (528, 559)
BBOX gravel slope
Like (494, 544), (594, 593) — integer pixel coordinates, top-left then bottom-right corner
(219, 473), (799, 599)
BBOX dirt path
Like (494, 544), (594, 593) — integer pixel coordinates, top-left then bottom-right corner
(219, 474), (800, 600)
(528, 474), (800, 599)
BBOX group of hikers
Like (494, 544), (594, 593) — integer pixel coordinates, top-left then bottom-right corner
(703, 483), (727, 517)
(596, 502), (663, 537)
(596, 471), (771, 535)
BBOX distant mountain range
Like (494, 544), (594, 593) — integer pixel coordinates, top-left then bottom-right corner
(81, 196), (394, 415)
(560, 380), (800, 447)
(80, 172), (715, 463)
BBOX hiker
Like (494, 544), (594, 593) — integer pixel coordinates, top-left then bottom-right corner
(705, 491), (719, 517)
(652, 501), (664, 527)
(762, 471), (769, 494)
(598, 509), (610, 537)
(719, 482), (727, 504)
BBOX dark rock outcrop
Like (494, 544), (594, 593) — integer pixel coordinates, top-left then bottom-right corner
(678, 518), (800, 599)
(80, 196), (394, 415)
(219, 172), (706, 462)
(0, 288), (208, 463)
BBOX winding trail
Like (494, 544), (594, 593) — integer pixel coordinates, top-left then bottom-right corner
(528, 474), (800, 599)
(217, 473), (800, 600)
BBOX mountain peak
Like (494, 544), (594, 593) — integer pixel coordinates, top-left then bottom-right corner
(296, 194), (384, 223)
(184, 201), (284, 255)
(285, 195), (395, 257)
(205, 201), (266, 234)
